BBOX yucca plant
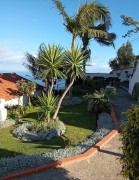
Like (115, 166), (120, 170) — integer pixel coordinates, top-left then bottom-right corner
(52, 46), (87, 120)
(38, 92), (59, 122)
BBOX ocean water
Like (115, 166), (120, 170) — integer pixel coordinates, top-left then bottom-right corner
(0, 71), (66, 89)
(17, 71), (66, 89)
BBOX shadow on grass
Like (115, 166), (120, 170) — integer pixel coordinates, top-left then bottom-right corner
(59, 103), (96, 131)
(21, 134), (71, 150)
(0, 148), (23, 158)
(21, 103), (96, 131)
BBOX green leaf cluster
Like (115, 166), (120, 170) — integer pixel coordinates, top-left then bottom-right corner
(38, 92), (59, 122)
(120, 105), (139, 179)
(132, 82), (139, 100)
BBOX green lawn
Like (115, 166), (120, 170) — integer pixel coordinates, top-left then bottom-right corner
(0, 102), (96, 158)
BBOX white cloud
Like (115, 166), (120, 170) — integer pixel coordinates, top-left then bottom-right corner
(91, 61), (97, 66)
(0, 44), (25, 65)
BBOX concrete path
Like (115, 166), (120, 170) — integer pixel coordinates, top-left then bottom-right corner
(19, 88), (137, 180)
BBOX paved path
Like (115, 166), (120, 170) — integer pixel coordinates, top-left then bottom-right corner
(19, 88), (137, 180)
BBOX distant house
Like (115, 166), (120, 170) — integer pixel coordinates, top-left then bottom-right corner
(0, 73), (43, 107)
(109, 67), (135, 82)
(129, 60), (139, 95)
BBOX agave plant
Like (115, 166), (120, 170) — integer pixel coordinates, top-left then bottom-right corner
(38, 92), (59, 122)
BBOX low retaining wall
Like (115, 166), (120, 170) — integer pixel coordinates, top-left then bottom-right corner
(3, 106), (119, 180)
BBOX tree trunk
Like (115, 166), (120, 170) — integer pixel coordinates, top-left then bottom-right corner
(49, 78), (54, 94)
(53, 78), (75, 120)
(69, 35), (76, 99)
(44, 79), (49, 93)
(71, 34), (76, 49)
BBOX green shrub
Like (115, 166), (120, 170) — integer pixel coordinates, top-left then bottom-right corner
(6, 106), (20, 119)
(84, 89), (111, 114)
(120, 104), (139, 179)
(31, 121), (48, 132)
(105, 85), (117, 101)
(132, 82), (139, 99)
(38, 92), (59, 122)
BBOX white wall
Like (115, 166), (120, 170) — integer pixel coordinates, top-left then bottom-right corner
(111, 67), (135, 82)
(4, 96), (24, 107)
(129, 61), (139, 95)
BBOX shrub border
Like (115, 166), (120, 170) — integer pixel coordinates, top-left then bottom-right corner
(3, 106), (119, 180)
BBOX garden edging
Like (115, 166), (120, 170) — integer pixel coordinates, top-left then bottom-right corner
(3, 106), (119, 180)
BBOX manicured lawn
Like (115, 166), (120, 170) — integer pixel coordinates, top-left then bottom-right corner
(0, 102), (96, 158)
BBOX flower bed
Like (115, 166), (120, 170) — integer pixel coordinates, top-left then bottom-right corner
(0, 112), (114, 178)
(12, 121), (66, 141)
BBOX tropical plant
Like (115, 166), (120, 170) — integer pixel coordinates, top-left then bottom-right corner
(25, 44), (65, 93)
(104, 85), (117, 101)
(52, 46), (88, 120)
(16, 79), (36, 107)
(132, 82), (139, 100)
(120, 104), (139, 179)
(37, 44), (66, 94)
(38, 92), (59, 122)
(84, 88), (111, 114)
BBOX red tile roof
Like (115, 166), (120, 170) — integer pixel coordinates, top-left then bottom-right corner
(0, 73), (43, 101)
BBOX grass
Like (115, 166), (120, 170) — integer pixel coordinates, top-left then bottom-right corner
(0, 102), (96, 158)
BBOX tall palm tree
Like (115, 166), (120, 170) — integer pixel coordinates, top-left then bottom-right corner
(53, 0), (116, 50)
(80, 23), (116, 72)
(53, 0), (116, 94)
(53, 46), (88, 120)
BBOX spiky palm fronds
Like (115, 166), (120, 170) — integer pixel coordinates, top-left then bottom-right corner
(38, 92), (59, 122)
(64, 46), (88, 79)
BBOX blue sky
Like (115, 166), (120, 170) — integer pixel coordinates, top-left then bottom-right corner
(0, 0), (139, 74)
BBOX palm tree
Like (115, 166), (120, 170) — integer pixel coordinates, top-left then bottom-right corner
(53, 0), (115, 49)
(80, 23), (116, 72)
(53, 46), (88, 120)
(16, 79), (36, 107)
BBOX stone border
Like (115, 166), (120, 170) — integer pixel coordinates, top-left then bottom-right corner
(3, 106), (119, 180)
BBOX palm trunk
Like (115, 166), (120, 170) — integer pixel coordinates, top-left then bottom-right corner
(71, 34), (76, 49)
(69, 35), (76, 99)
(53, 78), (75, 120)
(28, 95), (31, 107)
(44, 79), (48, 93)
(49, 78), (54, 94)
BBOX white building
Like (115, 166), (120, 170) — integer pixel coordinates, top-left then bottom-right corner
(129, 61), (139, 95)
(0, 73), (43, 107)
(109, 67), (135, 82)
